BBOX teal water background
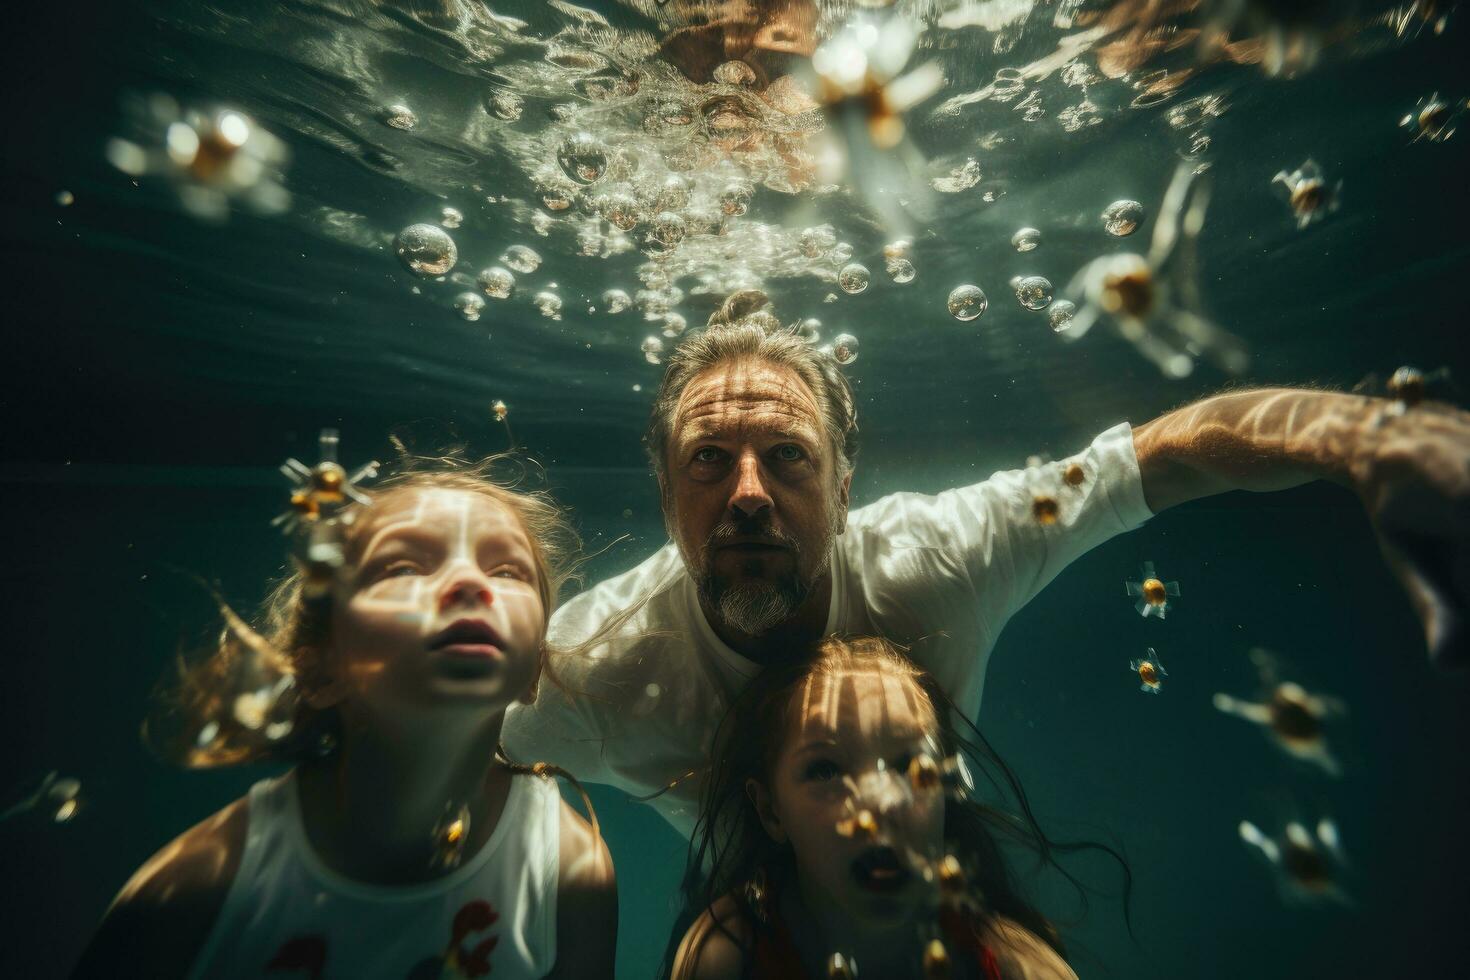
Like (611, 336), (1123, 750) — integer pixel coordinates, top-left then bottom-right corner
(2, 2), (1469, 977)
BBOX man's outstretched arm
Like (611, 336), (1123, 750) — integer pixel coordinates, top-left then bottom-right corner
(1133, 387), (1470, 666)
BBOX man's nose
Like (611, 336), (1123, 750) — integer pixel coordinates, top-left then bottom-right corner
(438, 566), (493, 613)
(728, 449), (773, 519)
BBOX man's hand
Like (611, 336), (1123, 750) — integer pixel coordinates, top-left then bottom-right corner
(1346, 403), (1470, 668)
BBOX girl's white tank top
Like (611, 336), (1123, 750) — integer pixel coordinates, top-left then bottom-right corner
(186, 771), (561, 980)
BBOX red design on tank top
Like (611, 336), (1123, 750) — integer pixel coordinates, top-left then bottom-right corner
(447, 899), (501, 977)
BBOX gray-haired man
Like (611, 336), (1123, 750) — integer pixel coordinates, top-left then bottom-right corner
(504, 291), (1470, 833)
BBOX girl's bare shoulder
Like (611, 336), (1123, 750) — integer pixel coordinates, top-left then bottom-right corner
(72, 795), (250, 979)
(985, 917), (1079, 980)
(671, 894), (753, 980)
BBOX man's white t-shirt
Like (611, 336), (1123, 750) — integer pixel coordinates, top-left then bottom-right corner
(503, 423), (1153, 834)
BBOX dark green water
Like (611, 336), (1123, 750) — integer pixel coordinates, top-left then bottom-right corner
(3, 1), (1469, 977)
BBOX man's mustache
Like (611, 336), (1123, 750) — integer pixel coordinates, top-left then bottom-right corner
(704, 516), (801, 554)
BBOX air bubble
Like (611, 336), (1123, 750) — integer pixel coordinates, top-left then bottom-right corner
(1011, 227), (1041, 252)
(440, 206), (463, 229)
(1013, 275), (1053, 311)
(381, 104), (417, 130)
(1047, 299), (1077, 332)
(501, 245), (542, 274)
(394, 223), (457, 277)
(454, 292), (485, 321)
(478, 266), (515, 299)
(886, 259), (915, 284)
(534, 291), (562, 319)
(642, 335), (665, 364)
(557, 132), (609, 185)
(830, 333), (860, 364)
(1102, 199), (1144, 236)
(838, 263), (870, 294)
(602, 288), (631, 313)
(713, 60), (758, 86)
(486, 91), (523, 120)
(947, 285), (987, 321)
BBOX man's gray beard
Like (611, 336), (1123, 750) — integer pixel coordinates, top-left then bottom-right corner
(710, 577), (805, 636)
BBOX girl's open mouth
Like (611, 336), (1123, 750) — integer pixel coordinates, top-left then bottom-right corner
(851, 846), (912, 893)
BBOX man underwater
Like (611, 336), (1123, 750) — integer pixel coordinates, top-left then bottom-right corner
(504, 289), (1470, 833)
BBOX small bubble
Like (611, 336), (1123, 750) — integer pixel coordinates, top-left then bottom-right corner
(381, 103), (417, 130)
(486, 91), (524, 120)
(885, 259), (915, 284)
(662, 312), (688, 338)
(641, 335), (665, 364)
(653, 174), (692, 212)
(719, 181), (753, 216)
(883, 239), (911, 261)
(501, 244), (541, 274)
(632, 383), (642, 392)
(1102, 199), (1144, 236)
(830, 242), (855, 264)
(556, 132), (609, 185)
(1013, 275), (1053, 310)
(947, 284), (987, 321)
(643, 211), (687, 254)
(440, 206), (463, 229)
(1011, 227), (1041, 252)
(829, 333), (859, 364)
(1047, 299), (1077, 332)
(454, 291), (485, 321)
(492, 399), (508, 422)
(55, 189), (74, 207)
(799, 226), (835, 258)
(645, 682), (662, 698)
(394, 223), (457, 277)
(534, 290), (563, 319)
(477, 266), (514, 299)
(713, 60), (758, 86)
(601, 288), (631, 313)
(796, 317), (821, 342)
(838, 263), (870, 294)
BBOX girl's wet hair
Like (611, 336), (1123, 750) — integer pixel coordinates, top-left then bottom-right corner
(146, 451), (581, 769)
(667, 635), (1132, 973)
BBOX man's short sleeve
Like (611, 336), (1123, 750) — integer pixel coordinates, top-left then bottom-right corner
(856, 422), (1152, 642)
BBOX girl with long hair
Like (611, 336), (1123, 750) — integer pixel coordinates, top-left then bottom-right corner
(73, 452), (616, 980)
(671, 635), (1127, 979)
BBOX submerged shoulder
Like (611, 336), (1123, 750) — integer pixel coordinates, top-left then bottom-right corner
(985, 917), (1078, 980)
(671, 894), (752, 980)
(72, 794), (251, 979)
(545, 797), (617, 980)
(555, 796), (615, 891)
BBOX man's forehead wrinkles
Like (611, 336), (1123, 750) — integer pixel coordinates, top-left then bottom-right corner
(674, 360), (823, 428)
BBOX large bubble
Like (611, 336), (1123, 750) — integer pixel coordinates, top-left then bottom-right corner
(829, 333), (860, 364)
(947, 284), (987, 321)
(394, 223), (457, 277)
(1012, 275), (1053, 311)
(1047, 299), (1077, 332)
(501, 244), (541, 274)
(1102, 199), (1144, 236)
(557, 132), (609, 185)
(478, 266), (514, 299)
(838, 263), (871, 294)
(1011, 227), (1041, 252)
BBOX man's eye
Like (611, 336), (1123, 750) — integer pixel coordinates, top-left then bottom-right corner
(804, 759), (840, 782)
(693, 447), (724, 464)
(774, 444), (804, 462)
